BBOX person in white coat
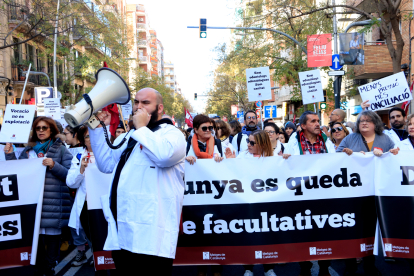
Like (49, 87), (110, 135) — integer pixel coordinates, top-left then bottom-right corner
(397, 114), (414, 150)
(89, 88), (186, 275)
(264, 122), (283, 155)
(216, 120), (235, 153)
(230, 120), (248, 157)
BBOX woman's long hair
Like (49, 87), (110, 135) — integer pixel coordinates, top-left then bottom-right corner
(251, 130), (273, 157)
(29, 117), (60, 143)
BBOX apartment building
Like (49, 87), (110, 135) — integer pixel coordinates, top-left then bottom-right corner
(164, 61), (180, 94)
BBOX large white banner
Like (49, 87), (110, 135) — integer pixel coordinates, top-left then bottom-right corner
(0, 159), (46, 269)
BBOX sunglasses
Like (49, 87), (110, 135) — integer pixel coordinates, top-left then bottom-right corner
(246, 138), (256, 146)
(201, 126), (214, 132)
(246, 116), (256, 120)
(331, 127), (344, 133)
(35, 126), (49, 132)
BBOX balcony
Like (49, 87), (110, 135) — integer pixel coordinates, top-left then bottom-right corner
(137, 23), (147, 30)
(353, 44), (394, 79)
(8, 0), (27, 22)
(137, 39), (147, 47)
(138, 55), (149, 63)
(136, 4), (145, 14)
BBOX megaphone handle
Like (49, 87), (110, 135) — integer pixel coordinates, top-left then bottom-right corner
(97, 118), (131, 150)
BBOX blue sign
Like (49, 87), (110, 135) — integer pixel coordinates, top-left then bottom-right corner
(237, 111), (244, 118)
(349, 105), (362, 115)
(330, 54), (343, 70)
(264, 105), (277, 118)
(255, 101), (263, 108)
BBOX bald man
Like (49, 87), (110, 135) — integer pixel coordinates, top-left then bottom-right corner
(90, 87), (186, 274)
(328, 109), (353, 135)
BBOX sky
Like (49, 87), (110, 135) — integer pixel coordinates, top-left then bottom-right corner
(127, 0), (237, 113)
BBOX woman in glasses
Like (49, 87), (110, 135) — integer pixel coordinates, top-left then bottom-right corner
(216, 120), (235, 153)
(329, 122), (350, 150)
(227, 130), (273, 159)
(264, 122), (283, 155)
(3, 116), (72, 276)
(63, 126), (81, 149)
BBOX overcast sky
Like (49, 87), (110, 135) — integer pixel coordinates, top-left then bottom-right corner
(127, 0), (236, 113)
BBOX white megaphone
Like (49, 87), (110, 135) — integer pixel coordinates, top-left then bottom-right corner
(64, 68), (130, 129)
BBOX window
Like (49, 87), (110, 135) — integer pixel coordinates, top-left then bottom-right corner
(26, 44), (35, 66)
(12, 38), (20, 63)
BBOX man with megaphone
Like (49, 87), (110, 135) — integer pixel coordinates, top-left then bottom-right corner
(88, 87), (186, 274)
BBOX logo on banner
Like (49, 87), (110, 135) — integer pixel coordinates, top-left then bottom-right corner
(255, 251), (262, 259)
(20, 252), (28, 261)
(309, 247), (316, 255)
(0, 214), (22, 242)
(361, 244), (366, 252)
(0, 174), (19, 202)
(11, 134), (16, 140)
(385, 244), (392, 252)
(203, 252), (210, 260)
(97, 256), (105, 265)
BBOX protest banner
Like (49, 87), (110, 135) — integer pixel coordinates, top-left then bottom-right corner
(358, 72), (412, 111)
(43, 98), (61, 119)
(121, 101), (132, 120)
(84, 162), (116, 270)
(0, 145), (5, 161)
(298, 70), (324, 105)
(375, 151), (414, 258)
(175, 153), (377, 265)
(0, 104), (35, 144)
(246, 67), (272, 102)
(0, 159), (46, 269)
(307, 34), (332, 67)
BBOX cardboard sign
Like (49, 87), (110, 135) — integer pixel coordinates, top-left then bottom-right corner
(358, 72), (412, 111)
(307, 34), (332, 67)
(298, 69), (324, 105)
(44, 98), (61, 119)
(121, 101), (132, 120)
(0, 104), (35, 143)
(246, 67), (272, 102)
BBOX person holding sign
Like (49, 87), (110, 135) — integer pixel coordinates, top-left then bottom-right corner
(3, 116), (73, 276)
(396, 114), (414, 150)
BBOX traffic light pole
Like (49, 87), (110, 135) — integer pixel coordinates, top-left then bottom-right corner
(332, 0), (341, 109)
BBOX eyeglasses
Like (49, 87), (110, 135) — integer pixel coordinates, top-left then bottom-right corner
(360, 119), (373, 124)
(246, 138), (256, 146)
(84, 135), (90, 140)
(331, 127), (344, 133)
(35, 126), (49, 132)
(216, 127), (222, 130)
(201, 126), (214, 132)
(265, 130), (276, 134)
(246, 116), (257, 120)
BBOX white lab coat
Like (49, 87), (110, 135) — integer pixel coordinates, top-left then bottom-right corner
(89, 124), (186, 259)
(284, 132), (336, 155)
(396, 138), (414, 150)
(231, 132), (248, 156)
(220, 137), (235, 154)
(66, 149), (88, 234)
(383, 129), (403, 145)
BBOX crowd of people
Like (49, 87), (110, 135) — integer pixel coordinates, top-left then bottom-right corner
(1, 87), (413, 276)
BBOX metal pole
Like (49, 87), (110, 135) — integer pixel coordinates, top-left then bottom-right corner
(53, 0), (60, 98)
(19, 63), (31, 104)
(332, 0), (341, 109)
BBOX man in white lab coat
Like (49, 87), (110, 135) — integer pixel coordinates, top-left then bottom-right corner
(89, 88), (186, 274)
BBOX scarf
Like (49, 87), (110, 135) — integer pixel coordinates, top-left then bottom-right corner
(33, 139), (53, 157)
(241, 125), (260, 136)
(192, 134), (215, 159)
(110, 118), (174, 224)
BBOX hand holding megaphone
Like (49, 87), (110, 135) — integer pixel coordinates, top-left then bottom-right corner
(96, 111), (112, 128)
(133, 108), (151, 130)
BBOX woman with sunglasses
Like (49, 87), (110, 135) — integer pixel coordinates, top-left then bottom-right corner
(330, 122), (350, 150)
(4, 116), (73, 276)
(264, 122), (283, 155)
(226, 130), (273, 159)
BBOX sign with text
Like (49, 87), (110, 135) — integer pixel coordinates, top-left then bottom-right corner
(35, 87), (54, 116)
(298, 69), (324, 104)
(121, 102), (132, 120)
(43, 98), (61, 119)
(307, 34), (332, 67)
(0, 105), (35, 143)
(175, 153), (377, 265)
(246, 67), (272, 102)
(358, 72), (412, 111)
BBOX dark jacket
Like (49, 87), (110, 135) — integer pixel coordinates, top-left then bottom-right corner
(6, 137), (73, 229)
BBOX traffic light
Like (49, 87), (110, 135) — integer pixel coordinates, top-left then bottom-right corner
(199, 18), (207, 38)
(194, 93), (197, 100)
(319, 102), (327, 110)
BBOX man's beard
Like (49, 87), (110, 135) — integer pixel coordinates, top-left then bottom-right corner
(148, 105), (159, 126)
(391, 120), (405, 129)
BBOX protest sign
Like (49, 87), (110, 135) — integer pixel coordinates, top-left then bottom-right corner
(0, 159), (46, 269)
(0, 104), (35, 143)
(0, 145), (5, 161)
(358, 72), (412, 111)
(175, 153), (377, 265)
(35, 87), (54, 116)
(85, 163), (116, 270)
(121, 101), (132, 120)
(307, 34), (332, 67)
(298, 70), (324, 105)
(246, 67), (272, 102)
(44, 98), (61, 119)
(375, 151), (414, 258)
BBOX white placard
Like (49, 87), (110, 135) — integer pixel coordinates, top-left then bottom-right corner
(358, 72), (412, 111)
(246, 66), (272, 102)
(44, 98), (61, 119)
(121, 102), (132, 120)
(56, 119), (68, 130)
(0, 104), (35, 143)
(298, 69), (324, 105)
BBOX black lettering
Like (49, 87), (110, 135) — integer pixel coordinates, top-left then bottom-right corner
(333, 168), (349, 187)
(265, 178), (278, 192)
(184, 181), (195, 195)
(3, 221), (18, 236)
(304, 176), (319, 189)
(350, 173), (362, 187)
(251, 179), (264, 192)
(228, 179), (244, 193)
(212, 180), (228, 199)
(286, 177), (303, 196)
(401, 166), (414, 185)
(320, 175), (332, 188)
(196, 181), (212, 194)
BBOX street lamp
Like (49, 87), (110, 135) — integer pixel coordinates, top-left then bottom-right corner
(22, 71), (51, 86)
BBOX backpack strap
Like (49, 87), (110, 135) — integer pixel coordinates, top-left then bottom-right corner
(237, 133), (243, 153)
(215, 138), (223, 157)
(281, 143), (285, 154)
(186, 135), (192, 156)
